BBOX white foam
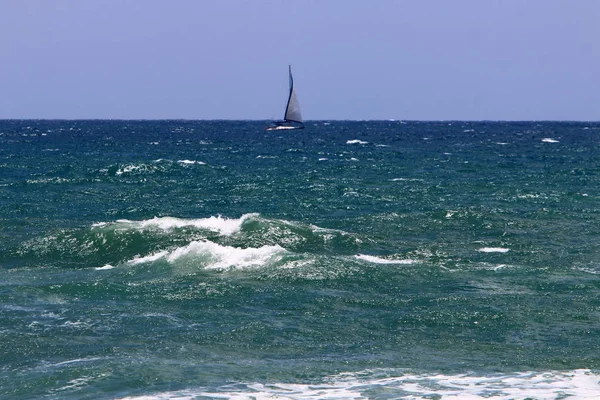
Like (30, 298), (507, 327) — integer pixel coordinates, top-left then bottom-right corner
(127, 241), (286, 271)
(346, 139), (368, 144)
(518, 193), (544, 199)
(95, 264), (115, 270)
(478, 247), (510, 253)
(576, 266), (600, 275)
(177, 159), (206, 165)
(117, 369), (600, 400)
(95, 214), (257, 236)
(115, 164), (154, 175)
(355, 254), (416, 264)
(129, 251), (169, 265)
(542, 138), (559, 143)
(170, 241), (285, 270)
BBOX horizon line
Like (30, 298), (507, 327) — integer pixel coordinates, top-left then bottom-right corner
(0, 118), (599, 123)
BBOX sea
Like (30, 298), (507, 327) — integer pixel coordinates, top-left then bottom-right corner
(1, 120), (600, 399)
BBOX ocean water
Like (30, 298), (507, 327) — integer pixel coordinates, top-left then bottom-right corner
(1, 120), (600, 399)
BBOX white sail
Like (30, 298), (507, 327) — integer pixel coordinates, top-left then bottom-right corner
(284, 65), (303, 123)
(266, 65), (304, 131)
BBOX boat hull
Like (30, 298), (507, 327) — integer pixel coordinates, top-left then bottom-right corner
(265, 125), (305, 131)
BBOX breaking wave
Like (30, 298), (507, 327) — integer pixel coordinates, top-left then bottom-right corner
(4, 214), (365, 273)
(93, 214), (256, 236)
(118, 369), (599, 400)
(127, 240), (286, 271)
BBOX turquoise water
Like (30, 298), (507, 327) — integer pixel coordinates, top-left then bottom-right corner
(1, 120), (599, 399)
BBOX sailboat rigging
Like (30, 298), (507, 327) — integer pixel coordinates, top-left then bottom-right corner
(266, 65), (304, 130)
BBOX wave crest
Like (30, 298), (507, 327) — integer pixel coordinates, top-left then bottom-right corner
(128, 240), (286, 271)
(7, 214), (364, 273)
(95, 213), (257, 236)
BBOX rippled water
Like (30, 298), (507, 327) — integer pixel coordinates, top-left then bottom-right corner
(1, 120), (599, 399)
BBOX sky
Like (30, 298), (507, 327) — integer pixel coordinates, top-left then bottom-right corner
(0, 0), (599, 120)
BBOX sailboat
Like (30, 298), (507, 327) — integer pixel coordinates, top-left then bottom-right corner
(266, 65), (304, 130)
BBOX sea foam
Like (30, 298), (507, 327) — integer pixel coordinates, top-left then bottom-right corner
(177, 159), (206, 165)
(478, 247), (510, 253)
(127, 240), (286, 271)
(346, 139), (368, 145)
(117, 369), (599, 400)
(355, 254), (416, 264)
(95, 264), (115, 270)
(94, 214), (257, 236)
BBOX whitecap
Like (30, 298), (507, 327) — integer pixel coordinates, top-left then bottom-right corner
(478, 247), (510, 253)
(346, 139), (368, 145)
(177, 159), (206, 165)
(542, 138), (559, 143)
(95, 214), (257, 236)
(355, 254), (416, 264)
(129, 251), (170, 265)
(170, 241), (285, 270)
(115, 164), (155, 176)
(391, 178), (424, 182)
(128, 240), (286, 271)
(95, 264), (115, 270)
(445, 210), (457, 218)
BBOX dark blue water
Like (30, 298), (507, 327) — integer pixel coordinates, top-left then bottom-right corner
(1, 120), (599, 399)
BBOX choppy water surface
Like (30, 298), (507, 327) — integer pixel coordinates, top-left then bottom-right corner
(1, 120), (600, 399)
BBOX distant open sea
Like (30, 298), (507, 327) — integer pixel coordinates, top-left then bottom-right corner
(1, 120), (600, 399)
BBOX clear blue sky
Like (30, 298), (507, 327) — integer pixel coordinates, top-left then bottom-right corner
(1, 0), (598, 120)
